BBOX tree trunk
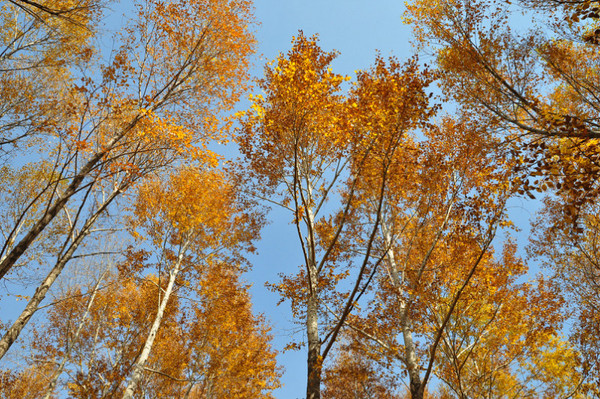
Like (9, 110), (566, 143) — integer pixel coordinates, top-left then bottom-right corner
(412, 383), (425, 399)
(404, 316), (424, 399)
(0, 185), (121, 360)
(121, 242), (187, 399)
(306, 287), (321, 399)
(383, 223), (424, 399)
(303, 180), (322, 399)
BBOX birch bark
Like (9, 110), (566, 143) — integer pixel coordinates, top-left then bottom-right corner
(121, 238), (190, 399)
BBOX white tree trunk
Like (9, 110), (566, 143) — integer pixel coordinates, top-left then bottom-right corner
(121, 240), (188, 399)
(382, 221), (423, 398)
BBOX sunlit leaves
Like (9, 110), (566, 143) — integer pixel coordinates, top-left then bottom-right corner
(29, 268), (281, 398)
(238, 32), (349, 186)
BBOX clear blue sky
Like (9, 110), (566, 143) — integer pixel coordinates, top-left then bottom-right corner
(252, 0), (413, 76)
(246, 1), (413, 397)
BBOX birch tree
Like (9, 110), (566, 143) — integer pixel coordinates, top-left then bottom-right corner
(238, 33), (437, 398)
(120, 167), (260, 398)
(0, 0), (256, 282)
(0, 0), (255, 360)
(326, 115), (519, 399)
(24, 168), (278, 398)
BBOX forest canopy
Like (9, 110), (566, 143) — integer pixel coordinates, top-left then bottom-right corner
(0, 0), (598, 398)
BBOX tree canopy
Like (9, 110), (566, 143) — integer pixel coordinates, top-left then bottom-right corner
(0, 0), (597, 398)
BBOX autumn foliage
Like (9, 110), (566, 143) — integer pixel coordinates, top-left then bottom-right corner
(0, 0), (598, 397)
(27, 269), (279, 398)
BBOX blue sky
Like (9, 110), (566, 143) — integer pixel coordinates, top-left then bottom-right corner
(252, 0), (413, 77)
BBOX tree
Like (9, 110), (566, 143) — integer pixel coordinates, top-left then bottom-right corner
(38, 276), (184, 398)
(27, 267), (280, 398)
(238, 33), (437, 398)
(404, 0), (600, 219)
(404, 0), (600, 393)
(0, 0), (255, 360)
(120, 166), (261, 398)
(431, 250), (578, 398)
(331, 239), (578, 398)
(530, 198), (600, 395)
(332, 113), (520, 399)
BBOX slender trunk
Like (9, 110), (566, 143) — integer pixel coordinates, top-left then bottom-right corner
(303, 183), (322, 399)
(393, 266), (423, 399)
(121, 243), (187, 399)
(382, 223), (423, 399)
(305, 244), (322, 399)
(306, 284), (321, 399)
(42, 268), (109, 399)
(0, 121), (138, 281)
(403, 307), (423, 399)
(0, 185), (121, 360)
